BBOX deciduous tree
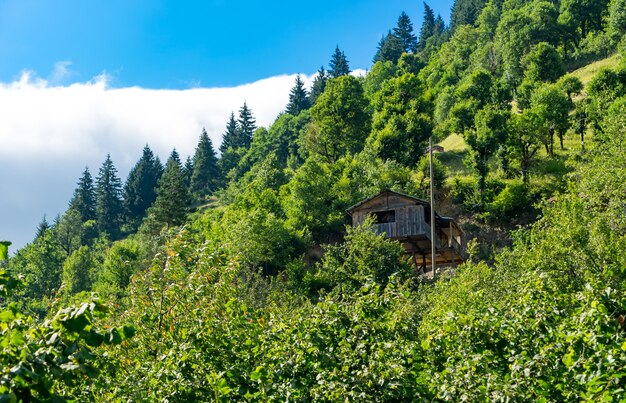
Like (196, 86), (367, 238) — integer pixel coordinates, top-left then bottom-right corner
(306, 76), (370, 162)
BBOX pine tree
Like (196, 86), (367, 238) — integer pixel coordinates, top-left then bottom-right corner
(286, 75), (310, 115)
(147, 149), (191, 228)
(310, 66), (328, 105)
(122, 145), (162, 231)
(373, 31), (404, 63)
(190, 128), (221, 197)
(68, 167), (96, 222)
(183, 156), (193, 189)
(95, 154), (123, 239)
(394, 11), (418, 53)
(329, 46), (351, 78)
(237, 102), (256, 149)
(450, 0), (488, 33)
(434, 14), (446, 36)
(219, 112), (239, 154)
(35, 215), (50, 240)
(418, 4), (436, 51)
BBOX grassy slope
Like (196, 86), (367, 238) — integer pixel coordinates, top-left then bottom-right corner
(435, 53), (622, 177)
(569, 53), (621, 87)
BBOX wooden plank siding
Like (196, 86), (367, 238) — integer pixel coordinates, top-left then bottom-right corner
(348, 190), (466, 267)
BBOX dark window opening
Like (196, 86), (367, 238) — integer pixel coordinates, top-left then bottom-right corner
(373, 210), (395, 224)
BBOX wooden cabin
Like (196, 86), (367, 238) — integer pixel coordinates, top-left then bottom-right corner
(347, 190), (465, 271)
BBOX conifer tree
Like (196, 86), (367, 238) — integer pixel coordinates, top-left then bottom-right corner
(219, 112), (239, 154)
(434, 15), (446, 37)
(310, 66), (328, 105)
(373, 31), (404, 63)
(286, 75), (310, 115)
(35, 215), (50, 240)
(394, 11), (418, 53)
(68, 167), (96, 223)
(147, 150), (191, 228)
(237, 102), (256, 149)
(418, 4), (436, 50)
(183, 156), (193, 189)
(122, 145), (162, 231)
(95, 154), (123, 239)
(450, 0), (488, 33)
(190, 128), (221, 197)
(329, 46), (351, 78)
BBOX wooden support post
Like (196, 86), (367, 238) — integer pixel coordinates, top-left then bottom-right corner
(430, 136), (436, 279)
(450, 221), (456, 268)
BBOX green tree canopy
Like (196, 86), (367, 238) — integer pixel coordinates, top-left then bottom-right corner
(306, 75), (371, 163)
(530, 83), (571, 153)
(368, 73), (433, 166)
(465, 105), (510, 197)
(522, 42), (565, 83)
(61, 245), (94, 295)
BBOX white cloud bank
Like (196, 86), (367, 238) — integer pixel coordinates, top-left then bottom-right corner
(0, 67), (367, 251)
(0, 70), (311, 250)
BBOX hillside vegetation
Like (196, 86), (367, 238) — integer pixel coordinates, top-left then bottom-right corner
(2, 0), (626, 400)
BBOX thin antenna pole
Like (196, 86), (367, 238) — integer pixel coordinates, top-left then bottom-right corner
(430, 137), (436, 279)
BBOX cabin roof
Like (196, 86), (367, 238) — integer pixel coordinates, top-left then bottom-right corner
(346, 189), (428, 215)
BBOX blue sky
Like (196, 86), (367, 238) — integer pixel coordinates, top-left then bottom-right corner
(0, 0), (453, 88)
(0, 0), (454, 251)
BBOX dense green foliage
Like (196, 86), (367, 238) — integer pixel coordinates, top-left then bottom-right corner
(5, 0), (626, 399)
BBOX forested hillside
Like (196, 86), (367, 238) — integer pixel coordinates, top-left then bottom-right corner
(2, 0), (626, 400)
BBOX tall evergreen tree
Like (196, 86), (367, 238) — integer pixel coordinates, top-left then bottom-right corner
(418, 4), (436, 50)
(219, 112), (239, 154)
(237, 102), (256, 149)
(450, 0), (488, 32)
(146, 149), (191, 228)
(95, 154), (123, 239)
(373, 31), (404, 63)
(68, 167), (96, 222)
(310, 66), (329, 105)
(286, 75), (310, 115)
(190, 128), (221, 197)
(122, 145), (162, 231)
(35, 215), (50, 240)
(394, 11), (418, 53)
(329, 46), (351, 78)
(183, 156), (193, 189)
(434, 14), (446, 37)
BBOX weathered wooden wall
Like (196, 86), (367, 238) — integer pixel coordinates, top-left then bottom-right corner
(351, 194), (427, 238)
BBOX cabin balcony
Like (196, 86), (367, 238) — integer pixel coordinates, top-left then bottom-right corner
(372, 221), (464, 259)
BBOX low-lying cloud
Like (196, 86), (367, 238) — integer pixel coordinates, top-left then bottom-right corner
(0, 69), (318, 250)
